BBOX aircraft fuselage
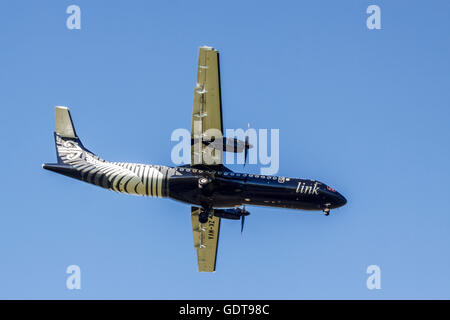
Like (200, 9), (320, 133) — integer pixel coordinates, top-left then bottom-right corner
(44, 152), (347, 214)
(168, 165), (346, 211)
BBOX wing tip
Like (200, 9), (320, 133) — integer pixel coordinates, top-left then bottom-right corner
(200, 45), (217, 51)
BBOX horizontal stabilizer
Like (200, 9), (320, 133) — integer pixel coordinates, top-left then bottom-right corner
(42, 163), (82, 180)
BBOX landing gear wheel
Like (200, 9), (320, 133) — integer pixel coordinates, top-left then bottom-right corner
(323, 208), (330, 216)
(198, 208), (210, 224)
(198, 177), (210, 189)
(199, 213), (209, 223)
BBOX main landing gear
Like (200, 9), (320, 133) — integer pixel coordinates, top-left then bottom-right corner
(197, 175), (214, 223)
(198, 207), (211, 224)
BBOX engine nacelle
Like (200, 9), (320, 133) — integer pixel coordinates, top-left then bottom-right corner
(192, 137), (252, 153)
(213, 208), (250, 220)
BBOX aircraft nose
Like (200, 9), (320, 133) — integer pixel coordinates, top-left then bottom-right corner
(321, 186), (347, 209)
(335, 192), (347, 207)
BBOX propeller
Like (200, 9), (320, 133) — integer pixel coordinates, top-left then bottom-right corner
(240, 205), (247, 234)
(244, 123), (250, 167)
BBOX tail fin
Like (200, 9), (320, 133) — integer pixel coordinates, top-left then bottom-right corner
(44, 106), (96, 168)
(43, 106), (113, 187)
(55, 106), (78, 139)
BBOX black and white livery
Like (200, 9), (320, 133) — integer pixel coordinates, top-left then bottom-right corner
(43, 46), (347, 272)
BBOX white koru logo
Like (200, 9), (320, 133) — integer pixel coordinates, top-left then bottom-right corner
(63, 140), (83, 159)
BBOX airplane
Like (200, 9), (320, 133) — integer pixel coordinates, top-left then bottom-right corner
(43, 46), (347, 272)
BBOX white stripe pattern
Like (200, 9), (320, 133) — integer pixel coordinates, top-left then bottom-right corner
(55, 135), (173, 197)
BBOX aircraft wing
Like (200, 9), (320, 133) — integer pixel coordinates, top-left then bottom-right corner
(191, 46), (224, 166)
(191, 207), (221, 272)
(190, 46), (223, 272)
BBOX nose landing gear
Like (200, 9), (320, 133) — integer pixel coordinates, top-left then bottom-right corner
(323, 203), (331, 216)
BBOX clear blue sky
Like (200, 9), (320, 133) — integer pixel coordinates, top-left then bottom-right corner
(0, 0), (449, 299)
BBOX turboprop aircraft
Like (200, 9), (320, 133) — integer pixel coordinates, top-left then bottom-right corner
(43, 46), (347, 272)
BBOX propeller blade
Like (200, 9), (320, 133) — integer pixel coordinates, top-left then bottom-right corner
(244, 123), (250, 167)
(240, 204), (247, 234)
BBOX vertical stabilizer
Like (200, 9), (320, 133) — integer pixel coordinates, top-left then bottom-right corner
(55, 106), (77, 138)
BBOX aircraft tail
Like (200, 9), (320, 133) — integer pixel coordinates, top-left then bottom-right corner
(43, 106), (169, 196)
(43, 106), (98, 173)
